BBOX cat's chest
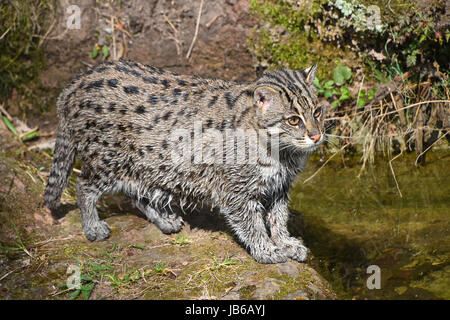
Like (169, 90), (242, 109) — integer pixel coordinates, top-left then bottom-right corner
(258, 162), (293, 198)
(257, 154), (308, 200)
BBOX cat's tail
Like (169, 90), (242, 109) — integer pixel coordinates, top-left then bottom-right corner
(44, 124), (77, 211)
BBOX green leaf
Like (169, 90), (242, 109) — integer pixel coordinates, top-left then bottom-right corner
(340, 93), (349, 100)
(313, 77), (322, 89)
(324, 89), (334, 98)
(341, 86), (350, 94)
(2, 116), (18, 136)
(368, 88), (376, 100)
(333, 65), (352, 86)
(102, 45), (109, 58)
(69, 289), (81, 300)
(91, 46), (99, 59)
(80, 283), (95, 299)
(419, 34), (427, 43)
(324, 80), (334, 89)
(331, 100), (340, 108)
(357, 98), (366, 107)
(80, 274), (93, 282)
(21, 130), (38, 141)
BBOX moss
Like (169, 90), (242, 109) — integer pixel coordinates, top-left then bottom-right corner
(269, 269), (311, 299)
(238, 285), (256, 299)
(248, 0), (360, 79)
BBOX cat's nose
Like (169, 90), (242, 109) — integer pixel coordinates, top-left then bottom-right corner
(309, 133), (321, 143)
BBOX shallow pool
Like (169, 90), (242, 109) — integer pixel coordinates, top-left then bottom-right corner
(290, 151), (449, 299)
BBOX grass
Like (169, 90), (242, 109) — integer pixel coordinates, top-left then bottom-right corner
(170, 235), (192, 246)
(53, 252), (171, 298)
(0, 220), (33, 258)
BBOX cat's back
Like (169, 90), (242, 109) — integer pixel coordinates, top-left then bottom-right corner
(57, 59), (244, 124)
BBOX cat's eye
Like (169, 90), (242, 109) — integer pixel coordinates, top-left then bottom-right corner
(313, 107), (322, 118)
(287, 116), (301, 126)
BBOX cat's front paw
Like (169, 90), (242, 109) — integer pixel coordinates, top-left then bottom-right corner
(251, 245), (289, 264)
(282, 237), (308, 262)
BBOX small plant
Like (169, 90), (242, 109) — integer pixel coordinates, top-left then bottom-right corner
(170, 235), (191, 246)
(314, 64), (356, 108)
(65, 274), (96, 300)
(55, 262), (104, 300)
(1, 115), (39, 142)
(153, 261), (167, 274)
(356, 88), (376, 108)
(210, 252), (237, 270)
(91, 44), (109, 59)
(0, 220), (32, 258)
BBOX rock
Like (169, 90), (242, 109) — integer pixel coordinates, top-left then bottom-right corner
(253, 278), (283, 300)
(277, 261), (300, 278)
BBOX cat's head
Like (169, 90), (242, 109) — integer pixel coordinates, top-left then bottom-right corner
(253, 64), (324, 153)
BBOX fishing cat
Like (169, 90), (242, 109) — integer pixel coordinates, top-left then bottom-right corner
(44, 59), (324, 264)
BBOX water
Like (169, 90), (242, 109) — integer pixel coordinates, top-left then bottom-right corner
(290, 151), (449, 299)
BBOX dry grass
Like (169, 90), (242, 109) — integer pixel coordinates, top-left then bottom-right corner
(324, 76), (450, 168)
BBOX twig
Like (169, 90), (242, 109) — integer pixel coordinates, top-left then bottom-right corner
(163, 13), (179, 34)
(37, 17), (56, 48)
(111, 15), (117, 60)
(389, 151), (403, 198)
(0, 104), (13, 121)
(163, 13), (183, 57)
(374, 100), (450, 119)
(324, 99), (450, 122)
(186, 0), (204, 60)
(206, 14), (222, 28)
(0, 265), (26, 282)
(303, 144), (349, 184)
(0, 27), (11, 41)
(31, 236), (77, 248)
(414, 131), (448, 166)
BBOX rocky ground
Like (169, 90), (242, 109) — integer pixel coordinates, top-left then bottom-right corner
(0, 0), (336, 300)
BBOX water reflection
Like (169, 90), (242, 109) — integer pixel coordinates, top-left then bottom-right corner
(290, 152), (449, 299)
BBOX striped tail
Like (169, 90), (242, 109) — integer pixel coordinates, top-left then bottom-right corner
(44, 127), (77, 211)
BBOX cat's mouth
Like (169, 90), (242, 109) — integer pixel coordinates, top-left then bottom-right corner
(293, 134), (323, 152)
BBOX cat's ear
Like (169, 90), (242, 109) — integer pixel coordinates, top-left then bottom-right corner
(303, 63), (317, 84)
(253, 85), (278, 110)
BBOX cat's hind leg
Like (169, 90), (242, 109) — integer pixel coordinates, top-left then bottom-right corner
(132, 189), (184, 234)
(76, 176), (111, 241)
